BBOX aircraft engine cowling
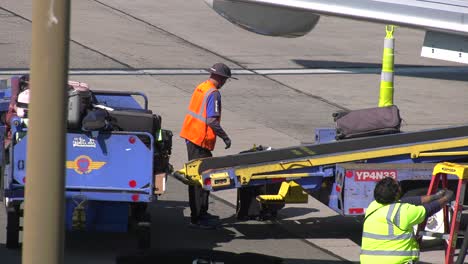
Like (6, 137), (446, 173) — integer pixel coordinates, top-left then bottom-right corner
(204, 0), (320, 38)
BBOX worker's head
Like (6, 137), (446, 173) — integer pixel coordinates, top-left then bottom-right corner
(374, 177), (402, 204)
(209, 63), (237, 88)
(16, 89), (30, 118)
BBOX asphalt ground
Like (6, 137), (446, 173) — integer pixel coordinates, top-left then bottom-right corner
(1, 0), (468, 263)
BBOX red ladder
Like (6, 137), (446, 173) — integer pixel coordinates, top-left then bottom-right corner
(417, 162), (468, 264)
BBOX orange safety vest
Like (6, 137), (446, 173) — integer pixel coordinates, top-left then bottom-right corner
(180, 80), (218, 151)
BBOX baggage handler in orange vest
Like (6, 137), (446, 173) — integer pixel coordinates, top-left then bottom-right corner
(180, 63), (237, 229)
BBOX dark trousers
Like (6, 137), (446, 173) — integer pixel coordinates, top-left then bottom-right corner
(186, 141), (212, 224)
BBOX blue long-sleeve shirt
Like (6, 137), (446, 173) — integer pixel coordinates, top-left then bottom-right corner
(400, 196), (443, 217)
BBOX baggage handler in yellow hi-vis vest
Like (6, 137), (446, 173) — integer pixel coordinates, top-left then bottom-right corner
(361, 177), (453, 264)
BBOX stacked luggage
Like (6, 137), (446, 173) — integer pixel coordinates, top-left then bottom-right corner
(67, 81), (160, 139)
(68, 81), (93, 130)
(67, 81), (173, 174)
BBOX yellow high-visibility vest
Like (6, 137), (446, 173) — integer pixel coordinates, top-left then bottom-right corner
(360, 200), (426, 264)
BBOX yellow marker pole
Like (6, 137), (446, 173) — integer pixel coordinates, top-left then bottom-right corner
(23, 0), (70, 263)
(378, 25), (395, 107)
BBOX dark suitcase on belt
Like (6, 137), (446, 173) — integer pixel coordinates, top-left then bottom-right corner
(334, 105), (402, 140)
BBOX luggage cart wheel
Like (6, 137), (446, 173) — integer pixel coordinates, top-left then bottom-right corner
(6, 207), (20, 249)
(136, 213), (151, 250)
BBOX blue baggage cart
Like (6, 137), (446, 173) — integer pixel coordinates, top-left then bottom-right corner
(1, 77), (172, 249)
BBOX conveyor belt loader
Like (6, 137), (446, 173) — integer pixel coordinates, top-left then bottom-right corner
(175, 125), (468, 216)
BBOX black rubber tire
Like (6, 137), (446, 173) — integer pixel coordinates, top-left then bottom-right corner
(130, 203), (148, 222)
(136, 213), (151, 250)
(6, 207), (20, 249)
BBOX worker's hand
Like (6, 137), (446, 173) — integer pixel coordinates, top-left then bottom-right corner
(442, 190), (454, 202)
(223, 137), (231, 149)
(438, 189), (454, 205)
(430, 189), (447, 201)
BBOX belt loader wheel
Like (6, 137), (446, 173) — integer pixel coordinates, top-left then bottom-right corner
(6, 204), (21, 249)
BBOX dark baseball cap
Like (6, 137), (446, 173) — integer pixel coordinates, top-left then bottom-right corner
(209, 63), (238, 80)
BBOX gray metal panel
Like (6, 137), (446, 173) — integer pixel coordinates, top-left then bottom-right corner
(421, 31), (468, 63)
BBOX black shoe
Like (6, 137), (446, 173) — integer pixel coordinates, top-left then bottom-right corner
(200, 212), (220, 220)
(189, 220), (218, 230)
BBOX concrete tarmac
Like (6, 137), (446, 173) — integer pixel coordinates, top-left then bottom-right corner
(1, 0), (468, 263)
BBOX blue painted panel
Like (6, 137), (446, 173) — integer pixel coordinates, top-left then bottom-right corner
(65, 133), (153, 190)
(295, 176), (323, 192)
(86, 201), (129, 232)
(65, 191), (153, 202)
(0, 100), (10, 113)
(11, 138), (26, 185)
(11, 132), (154, 202)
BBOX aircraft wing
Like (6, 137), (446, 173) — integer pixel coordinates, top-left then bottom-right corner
(204, 0), (468, 63)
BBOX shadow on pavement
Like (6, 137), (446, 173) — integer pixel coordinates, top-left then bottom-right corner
(116, 249), (354, 264)
(149, 200), (238, 252)
(0, 200), (197, 264)
(219, 214), (363, 245)
(293, 60), (468, 82)
(276, 207), (319, 218)
(151, 196), (355, 263)
(0, 230), (140, 264)
(0, 244), (21, 264)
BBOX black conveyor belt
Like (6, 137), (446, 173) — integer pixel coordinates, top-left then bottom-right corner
(198, 125), (468, 173)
